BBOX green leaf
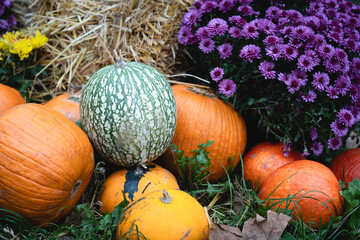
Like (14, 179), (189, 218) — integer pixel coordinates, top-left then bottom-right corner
(342, 178), (360, 215)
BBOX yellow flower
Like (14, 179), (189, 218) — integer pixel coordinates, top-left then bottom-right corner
(29, 30), (48, 49)
(0, 52), (3, 61)
(2, 31), (21, 44)
(10, 39), (33, 61)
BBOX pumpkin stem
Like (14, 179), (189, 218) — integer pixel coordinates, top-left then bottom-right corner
(134, 165), (144, 175)
(160, 190), (172, 204)
(114, 50), (127, 68)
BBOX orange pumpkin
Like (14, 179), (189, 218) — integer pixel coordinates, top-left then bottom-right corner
(258, 160), (343, 228)
(116, 189), (210, 240)
(44, 91), (81, 123)
(330, 148), (360, 185)
(99, 162), (179, 213)
(161, 84), (247, 182)
(0, 103), (94, 226)
(0, 83), (25, 115)
(243, 142), (306, 189)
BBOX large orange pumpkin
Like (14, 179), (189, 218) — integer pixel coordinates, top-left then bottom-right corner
(243, 142), (306, 190)
(0, 103), (94, 226)
(116, 189), (210, 240)
(258, 160), (343, 228)
(160, 84), (247, 182)
(330, 148), (360, 185)
(0, 83), (25, 115)
(99, 162), (179, 213)
(44, 91), (81, 123)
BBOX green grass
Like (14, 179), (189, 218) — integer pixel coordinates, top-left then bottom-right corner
(1, 146), (360, 240)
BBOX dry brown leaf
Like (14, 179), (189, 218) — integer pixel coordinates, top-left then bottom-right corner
(209, 223), (242, 240)
(241, 210), (291, 240)
(210, 210), (291, 240)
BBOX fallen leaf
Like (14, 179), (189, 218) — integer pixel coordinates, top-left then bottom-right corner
(209, 223), (242, 240)
(241, 210), (291, 240)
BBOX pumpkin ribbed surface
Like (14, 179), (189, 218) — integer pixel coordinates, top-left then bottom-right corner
(258, 160), (343, 228)
(330, 148), (360, 185)
(99, 162), (179, 213)
(243, 142), (306, 189)
(80, 62), (177, 166)
(0, 103), (94, 226)
(161, 84), (247, 182)
(0, 83), (25, 115)
(44, 92), (81, 123)
(116, 189), (210, 240)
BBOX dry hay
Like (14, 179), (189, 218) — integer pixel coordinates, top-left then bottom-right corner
(13, 0), (194, 101)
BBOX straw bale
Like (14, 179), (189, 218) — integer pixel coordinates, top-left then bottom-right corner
(12, 0), (194, 100)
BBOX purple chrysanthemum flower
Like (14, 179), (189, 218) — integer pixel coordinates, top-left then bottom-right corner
(9, 15), (17, 27)
(297, 54), (318, 72)
(318, 44), (335, 59)
(335, 75), (351, 96)
(207, 18), (228, 36)
(324, 57), (342, 73)
(313, 34), (326, 47)
(218, 79), (236, 96)
(239, 44), (261, 63)
(229, 26), (242, 38)
(0, 19), (9, 32)
(228, 15), (246, 26)
(199, 38), (215, 53)
(256, 19), (276, 35)
(290, 25), (315, 41)
(307, 1), (324, 14)
(311, 126), (318, 140)
(312, 72), (330, 91)
(217, 43), (233, 59)
(210, 67), (224, 82)
(199, 1), (218, 13)
(241, 21), (259, 39)
(328, 137), (342, 150)
(352, 58), (360, 73)
(238, 0), (253, 4)
(302, 90), (317, 102)
(326, 86), (339, 99)
(181, 9), (201, 26)
(330, 119), (349, 137)
(263, 35), (283, 46)
(218, 0), (235, 12)
(237, 5), (255, 16)
(196, 27), (211, 39)
(337, 108), (355, 127)
(265, 6), (283, 20)
(259, 60), (276, 79)
(344, 38), (357, 52)
(302, 16), (320, 28)
(278, 73), (289, 82)
(334, 48), (348, 61)
(311, 141), (323, 156)
(285, 75), (302, 94)
(3, 0), (12, 7)
(265, 44), (282, 60)
(281, 44), (298, 60)
(178, 26), (193, 45)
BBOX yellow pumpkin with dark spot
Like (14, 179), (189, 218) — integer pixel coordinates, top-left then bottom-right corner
(99, 163), (179, 213)
(116, 189), (210, 240)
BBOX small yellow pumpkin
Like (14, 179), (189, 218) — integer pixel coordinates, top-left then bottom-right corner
(98, 162), (179, 213)
(116, 189), (210, 240)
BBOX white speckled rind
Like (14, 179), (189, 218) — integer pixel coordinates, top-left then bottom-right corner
(80, 62), (177, 166)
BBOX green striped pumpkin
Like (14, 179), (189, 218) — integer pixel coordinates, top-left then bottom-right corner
(80, 61), (177, 166)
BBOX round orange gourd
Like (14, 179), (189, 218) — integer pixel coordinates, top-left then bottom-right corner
(0, 83), (25, 115)
(330, 148), (360, 185)
(258, 160), (343, 228)
(99, 162), (179, 213)
(0, 103), (94, 226)
(116, 189), (210, 240)
(161, 84), (247, 182)
(44, 91), (81, 123)
(243, 142), (306, 189)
